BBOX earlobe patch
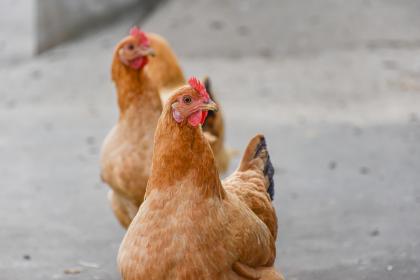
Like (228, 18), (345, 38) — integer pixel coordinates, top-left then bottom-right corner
(172, 109), (183, 123)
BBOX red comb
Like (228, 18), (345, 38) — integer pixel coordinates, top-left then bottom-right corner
(129, 26), (150, 46)
(188, 77), (209, 101)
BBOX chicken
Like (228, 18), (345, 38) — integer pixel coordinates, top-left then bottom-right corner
(118, 78), (284, 280)
(100, 29), (161, 228)
(100, 28), (229, 228)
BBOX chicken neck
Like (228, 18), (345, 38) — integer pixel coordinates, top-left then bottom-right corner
(146, 106), (225, 200)
(112, 58), (161, 117)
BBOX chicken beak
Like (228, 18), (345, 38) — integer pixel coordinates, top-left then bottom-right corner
(202, 99), (218, 112)
(144, 47), (156, 57)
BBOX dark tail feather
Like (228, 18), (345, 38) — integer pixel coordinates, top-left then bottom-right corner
(254, 136), (275, 200)
(239, 134), (275, 201)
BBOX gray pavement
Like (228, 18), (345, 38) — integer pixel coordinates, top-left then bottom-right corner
(1, 0), (420, 279)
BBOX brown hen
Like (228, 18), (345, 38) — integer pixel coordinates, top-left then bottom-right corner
(118, 82), (284, 279)
(101, 28), (229, 228)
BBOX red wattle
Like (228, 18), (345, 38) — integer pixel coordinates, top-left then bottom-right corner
(200, 111), (208, 124)
(130, 56), (148, 69)
(187, 110), (202, 127)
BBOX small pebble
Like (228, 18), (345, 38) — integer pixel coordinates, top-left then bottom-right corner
(259, 48), (273, 58)
(89, 146), (98, 155)
(31, 69), (42, 79)
(387, 265), (393, 271)
(409, 112), (418, 123)
(353, 126), (363, 136)
(44, 122), (53, 131)
(79, 260), (100, 268)
(209, 20), (224, 30)
(329, 161), (337, 170)
(237, 25), (250, 36)
(23, 254), (31, 260)
(382, 60), (398, 70)
(64, 268), (81, 275)
(360, 166), (370, 175)
(370, 229), (380, 237)
(86, 136), (95, 145)
(6, 100), (16, 109)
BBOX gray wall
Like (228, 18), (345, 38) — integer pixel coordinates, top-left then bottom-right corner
(0, 0), (150, 62)
(36, 0), (141, 53)
(0, 0), (34, 62)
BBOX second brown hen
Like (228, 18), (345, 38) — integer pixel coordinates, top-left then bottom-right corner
(101, 28), (230, 228)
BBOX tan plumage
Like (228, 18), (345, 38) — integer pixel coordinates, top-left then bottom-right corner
(101, 31), (230, 228)
(118, 86), (283, 279)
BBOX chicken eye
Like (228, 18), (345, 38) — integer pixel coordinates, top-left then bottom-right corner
(182, 96), (192, 104)
(126, 44), (135, 51)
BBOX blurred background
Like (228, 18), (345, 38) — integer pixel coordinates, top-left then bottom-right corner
(1, 0), (420, 279)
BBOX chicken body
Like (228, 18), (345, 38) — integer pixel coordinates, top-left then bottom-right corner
(101, 54), (162, 226)
(118, 86), (283, 279)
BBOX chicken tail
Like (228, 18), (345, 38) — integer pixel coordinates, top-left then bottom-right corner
(232, 262), (285, 280)
(238, 134), (275, 200)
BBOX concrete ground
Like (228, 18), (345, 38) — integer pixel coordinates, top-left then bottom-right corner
(1, 0), (420, 279)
